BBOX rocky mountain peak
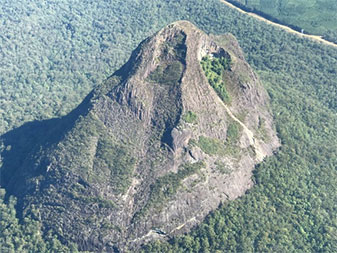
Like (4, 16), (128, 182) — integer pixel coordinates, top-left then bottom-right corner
(0, 21), (279, 252)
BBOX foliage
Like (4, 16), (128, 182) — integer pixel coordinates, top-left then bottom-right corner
(0, 0), (185, 135)
(0, 189), (77, 252)
(143, 0), (337, 250)
(163, 31), (187, 60)
(215, 160), (232, 174)
(256, 116), (270, 141)
(149, 31), (186, 85)
(94, 139), (136, 194)
(197, 136), (225, 156)
(226, 122), (240, 143)
(182, 111), (198, 124)
(0, 0), (337, 251)
(228, 0), (337, 43)
(133, 161), (205, 219)
(149, 62), (184, 85)
(196, 125), (241, 156)
(323, 29), (337, 44)
(69, 189), (115, 209)
(201, 55), (232, 103)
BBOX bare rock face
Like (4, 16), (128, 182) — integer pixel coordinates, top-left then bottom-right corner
(1, 21), (279, 252)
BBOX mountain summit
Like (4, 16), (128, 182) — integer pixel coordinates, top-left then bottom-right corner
(1, 21), (279, 251)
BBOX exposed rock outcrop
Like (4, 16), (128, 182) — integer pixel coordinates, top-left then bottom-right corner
(0, 21), (279, 252)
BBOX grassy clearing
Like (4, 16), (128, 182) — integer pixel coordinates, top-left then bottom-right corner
(229, 0), (337, 43)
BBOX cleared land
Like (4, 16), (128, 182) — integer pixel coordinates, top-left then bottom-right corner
(224, 0), (337, 42)
(220, 0), (337, 48)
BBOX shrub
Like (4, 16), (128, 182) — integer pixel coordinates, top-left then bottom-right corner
(182, 111), (198, 124)
(201, 56), (231, 103)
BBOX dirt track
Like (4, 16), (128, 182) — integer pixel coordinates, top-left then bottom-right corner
(220, 0), (337, 49)
(219, 98), (266, 162)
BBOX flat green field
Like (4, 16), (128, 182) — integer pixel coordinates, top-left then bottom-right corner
(231, 0), (337, 42)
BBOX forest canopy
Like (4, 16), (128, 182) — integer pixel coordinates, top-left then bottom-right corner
(227, 0), (337, 43)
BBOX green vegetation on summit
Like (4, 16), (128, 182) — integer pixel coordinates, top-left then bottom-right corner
(149, 31), (186, 86)
(201, 55), (232, 103)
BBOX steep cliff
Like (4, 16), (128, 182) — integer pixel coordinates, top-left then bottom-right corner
(0, 21), (279, 252)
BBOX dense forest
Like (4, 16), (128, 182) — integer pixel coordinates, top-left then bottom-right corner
(228, 0), (337, 43)
(1, 0), (336, 251)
